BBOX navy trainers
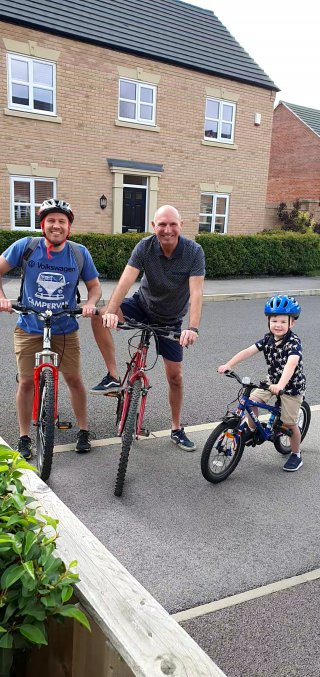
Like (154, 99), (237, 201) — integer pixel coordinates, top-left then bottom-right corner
(75, 430), (94, 454)
(171, 427), (196, 451)
(17, 435), (32, 460)
(89, 373), (121, 394)
(283, 453), (303, 472)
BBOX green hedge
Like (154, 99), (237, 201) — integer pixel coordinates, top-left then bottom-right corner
(195, 233), (320, 277)
(1, 229), (320, 278)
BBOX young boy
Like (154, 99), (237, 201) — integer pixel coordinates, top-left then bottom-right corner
(218, 295), (306, 472)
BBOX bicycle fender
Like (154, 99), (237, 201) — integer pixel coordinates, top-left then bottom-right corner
(221, 414), (242, 426)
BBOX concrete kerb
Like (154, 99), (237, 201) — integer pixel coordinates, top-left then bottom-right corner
(202, 288), (320, 303)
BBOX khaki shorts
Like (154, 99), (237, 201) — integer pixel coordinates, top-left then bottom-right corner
(14, 327), (81, 378)
(251, 387), (304, 426)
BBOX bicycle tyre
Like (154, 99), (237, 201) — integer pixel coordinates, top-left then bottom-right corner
(36, 368), (55, 482)
(201, 420), (245, 484)
(274, 400), (311, 455)
(114, 379), (141, 497)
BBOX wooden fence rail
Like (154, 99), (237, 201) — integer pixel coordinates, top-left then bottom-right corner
(21, 470), (226, 677)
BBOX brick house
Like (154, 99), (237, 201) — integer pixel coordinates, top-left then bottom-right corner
(266, 102), (320, 225)
(0, 0), (278, 238)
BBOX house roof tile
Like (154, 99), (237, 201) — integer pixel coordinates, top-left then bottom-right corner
(281, 101), (320, 138)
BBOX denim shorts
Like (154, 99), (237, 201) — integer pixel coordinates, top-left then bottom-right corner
(120, 293), (183, 363)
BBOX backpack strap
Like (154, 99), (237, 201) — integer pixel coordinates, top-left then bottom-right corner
(18, 237), (41, 302)
(67, 241), (84, 305)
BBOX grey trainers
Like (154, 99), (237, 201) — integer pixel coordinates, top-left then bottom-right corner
(89, 373), (121, 394)
(171, 427), (196, 451)
(17, 435), (32, 460)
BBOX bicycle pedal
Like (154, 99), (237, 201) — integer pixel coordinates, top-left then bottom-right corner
(56, 421), (72, 430)
(139, 428), (150, 437)
(103, 391), (120, 398)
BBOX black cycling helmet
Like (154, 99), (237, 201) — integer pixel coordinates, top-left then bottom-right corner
(38, 198), (74, 224)
(264, 295), (301, 319)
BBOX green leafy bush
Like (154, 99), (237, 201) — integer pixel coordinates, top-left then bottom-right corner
(277, 200), (316, 233)
(196, 233), (320, 278)
(0, 445), (90, 676)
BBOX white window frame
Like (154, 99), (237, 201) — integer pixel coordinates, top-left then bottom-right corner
(199, 193), (230, 234)
(7, 53), (56, 115)
(10, 176), (57, 231)
(204, 98), (236, 144)
(118, 79), (156, 125)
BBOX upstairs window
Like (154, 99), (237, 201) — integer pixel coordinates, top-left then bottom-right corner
(7, 54), (56, 115)
(10, 177), (56, 230)
(118, 79), (156, 125)
(204, 98), (235, 143)
(199, 193), (229, 234)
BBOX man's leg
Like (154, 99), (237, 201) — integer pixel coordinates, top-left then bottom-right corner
(63, 373), (88, 430)
(163, 358), (196, 451)
(16, 376), (34, 436)
(90, 313), (122, 393)
(14, 328), (42, 459)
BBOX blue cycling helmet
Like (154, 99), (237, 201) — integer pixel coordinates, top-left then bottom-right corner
(264, 295), (301, 318)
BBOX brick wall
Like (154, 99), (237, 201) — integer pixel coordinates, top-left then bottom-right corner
(1, 21), (275, 237)
(267, 103), (320, 204)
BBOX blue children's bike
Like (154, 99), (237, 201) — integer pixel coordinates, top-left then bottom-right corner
(201, 370), (311, 484)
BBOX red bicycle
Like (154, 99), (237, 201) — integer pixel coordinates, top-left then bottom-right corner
(108, 319), (180, 497)
(12, 304), (84, 481)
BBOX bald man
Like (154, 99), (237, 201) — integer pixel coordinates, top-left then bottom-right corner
(90, 205), (205, 450)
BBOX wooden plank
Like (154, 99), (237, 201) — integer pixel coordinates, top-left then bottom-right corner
(22, 470), (226, 677)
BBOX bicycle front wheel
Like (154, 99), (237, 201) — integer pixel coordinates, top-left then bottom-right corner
(274, 400), (311, 455)
(201, 420), (244, 484)
(36, 368), (55, 482)
(114, 379), (142, 497)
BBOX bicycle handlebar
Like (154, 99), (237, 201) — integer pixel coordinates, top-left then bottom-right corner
(10, 303), (96, 318)
(223, 370), (284, 396)
(117, 319), (181, 341)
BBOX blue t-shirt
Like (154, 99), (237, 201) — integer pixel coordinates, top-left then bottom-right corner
(3, 238), (98, 335)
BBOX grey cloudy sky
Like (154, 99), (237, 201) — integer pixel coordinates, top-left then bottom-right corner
(184, 0), (319, 110)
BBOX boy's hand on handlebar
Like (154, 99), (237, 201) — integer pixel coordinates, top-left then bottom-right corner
(269, 383), (283, 396)
(180, 328), (198, 347)
(102, 312), (119, 329)
(0, 299), (12, 312)
(217, 364), (231, 373)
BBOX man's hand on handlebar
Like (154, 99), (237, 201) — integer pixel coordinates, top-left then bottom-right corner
(81, 304), (100, 318)
(0, 298), (12, 312)
(180, 328), (198, 348)
(102, 311), (119, 329)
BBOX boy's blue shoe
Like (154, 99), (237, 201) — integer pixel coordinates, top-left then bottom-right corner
(171, 427), (196, 451)
(283, 453), (303, 472)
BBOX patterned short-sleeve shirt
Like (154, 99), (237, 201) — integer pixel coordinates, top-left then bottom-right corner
(255, 330), (306, 395)
(128, 234), (205, 322)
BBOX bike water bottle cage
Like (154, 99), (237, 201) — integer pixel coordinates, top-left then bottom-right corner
(264, 295), (301, 319)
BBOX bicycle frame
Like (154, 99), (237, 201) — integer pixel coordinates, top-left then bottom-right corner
(118, 328), (151, 437)
(234, 393), (281, 443)
(32, 321), (59, 424)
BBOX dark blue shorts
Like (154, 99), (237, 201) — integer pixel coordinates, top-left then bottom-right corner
(120, 293), (183, 363)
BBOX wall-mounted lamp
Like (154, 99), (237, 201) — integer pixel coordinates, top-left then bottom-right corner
(100, 194), (107, 209)
(254, 112), (261, 126)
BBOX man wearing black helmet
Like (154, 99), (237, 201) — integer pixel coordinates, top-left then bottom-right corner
(0, 198), (101, 458)
(218, 295), (306, 472)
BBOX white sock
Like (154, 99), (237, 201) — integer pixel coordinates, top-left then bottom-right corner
(294, 451), (301, 457)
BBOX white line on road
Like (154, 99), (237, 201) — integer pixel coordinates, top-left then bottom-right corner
(172, 568), (320, 622)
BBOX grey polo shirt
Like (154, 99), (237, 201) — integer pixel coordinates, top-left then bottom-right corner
(128, 235), (205, 322)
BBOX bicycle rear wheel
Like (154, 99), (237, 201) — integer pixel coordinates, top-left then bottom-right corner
(114, 379), (142, 497)
(274, 400), (311, 455)
(201, 420), (245, 484)
(36, 368), (55, 482)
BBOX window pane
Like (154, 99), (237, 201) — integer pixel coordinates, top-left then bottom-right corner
(200, 194), (213, 213)
(12, 83), (29, 106)
(140, 87), (153, 104)
(120, 80), (136, 100)
(216, 197), (227, 214)
(222, 104), (233, 122)
(33, 87), (53, 111)
(35, 181), (54, 203)
(14, 181), (30, 202)
(119, 101), (136, 119)
(11, 58), (28, 81)
(198, 215), (212, 233)
(140, 104), (153, 120)
(206, 99), (219, 119)
(221, 123), (232, 139)
(205, 121), (218, 139)
(123, 175), (147, 185)
(34, 208), (42, 230)
(14, 204), (31, 228)
(215, 216), (225, 233)
(33, 61), (53, 86)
